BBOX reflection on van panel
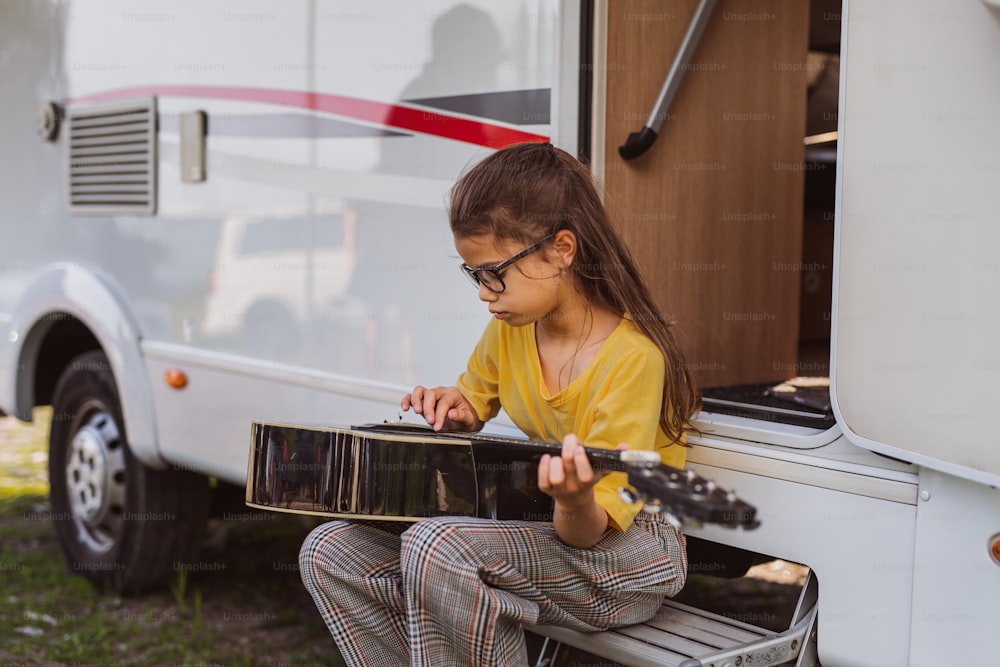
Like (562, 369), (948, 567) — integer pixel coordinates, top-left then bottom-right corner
(201, 206), (358, 363)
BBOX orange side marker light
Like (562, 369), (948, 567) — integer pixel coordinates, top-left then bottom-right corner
(165, 368), (188, 390)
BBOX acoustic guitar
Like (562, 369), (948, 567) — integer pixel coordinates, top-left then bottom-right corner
(245, 421), (759, 529)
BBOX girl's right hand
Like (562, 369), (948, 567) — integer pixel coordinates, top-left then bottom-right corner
(401, 385), (482, 432)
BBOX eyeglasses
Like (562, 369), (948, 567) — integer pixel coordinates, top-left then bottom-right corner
(459, 234), (554, 293)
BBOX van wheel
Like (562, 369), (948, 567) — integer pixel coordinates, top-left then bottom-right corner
(48, 350), (209, 593)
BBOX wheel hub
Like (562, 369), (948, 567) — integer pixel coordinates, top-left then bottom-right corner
(65, 412), (127, 553)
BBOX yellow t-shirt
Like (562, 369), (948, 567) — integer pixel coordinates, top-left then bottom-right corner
(456, 317), (686, 531)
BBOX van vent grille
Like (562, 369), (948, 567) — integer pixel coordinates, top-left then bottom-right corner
(68, 97), (157, 215)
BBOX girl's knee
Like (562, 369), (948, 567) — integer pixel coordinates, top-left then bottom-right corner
(298, 520), (355, 583)
(400, 517), (443, 551)
(400, 517), (467, 573)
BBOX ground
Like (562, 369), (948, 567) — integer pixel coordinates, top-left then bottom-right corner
(0, 409), (806, 666)
(1, 409), (340, 667)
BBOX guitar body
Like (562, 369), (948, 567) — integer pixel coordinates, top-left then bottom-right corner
(247, 421), (563, 522)
(245, 421), (759, 528)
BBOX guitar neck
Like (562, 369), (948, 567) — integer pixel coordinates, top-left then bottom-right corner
(505, 439), (636, 473)
(359, 423), (658, 473)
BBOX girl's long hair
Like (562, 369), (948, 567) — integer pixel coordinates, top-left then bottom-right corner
(450, 142), (700, 444)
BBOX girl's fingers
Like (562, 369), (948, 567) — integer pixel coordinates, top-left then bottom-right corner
(421, 389), (440, 424)
(560, 449), (576, 482)
(547, 455), (565, 487)
(538, 454), (551, 491)
(447, 407), (471, 429)
(559, 433), (596, 487)
(409, 386), (426, 413)
(573, 446), (594, 485)
(402, 386), (474, 431)
(433, 396), (455, 431)
(561, 433), (581, 457)
(400, 390), (413, 411)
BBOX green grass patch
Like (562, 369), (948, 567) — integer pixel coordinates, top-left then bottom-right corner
(0, 407), (51, 499)
(0, 411), (343, 666)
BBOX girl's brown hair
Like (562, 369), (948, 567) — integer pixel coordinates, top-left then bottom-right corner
(450, 141), (700, 444)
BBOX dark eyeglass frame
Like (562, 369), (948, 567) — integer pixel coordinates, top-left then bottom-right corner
(460, 234), (554, 294)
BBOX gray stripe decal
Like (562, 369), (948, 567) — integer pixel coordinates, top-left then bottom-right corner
(157, 88), (551, 139)
(405, 88), (550, 126)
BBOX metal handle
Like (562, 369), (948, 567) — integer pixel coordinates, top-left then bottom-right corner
(618, 0), (717, 160)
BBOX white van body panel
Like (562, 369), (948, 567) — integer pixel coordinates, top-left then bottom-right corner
(907, 468), (1000, 662)
(0, 0), (567, 479)
(687, 434), (918, 666)
(832, 0), (1000, 486)
(143, 340), (528, 482)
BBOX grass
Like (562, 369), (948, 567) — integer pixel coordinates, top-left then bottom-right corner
(0, 406), (49, 499)
(0, 408), (344, 667)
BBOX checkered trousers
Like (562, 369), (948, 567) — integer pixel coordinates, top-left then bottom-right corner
(298, 512), (686, 666)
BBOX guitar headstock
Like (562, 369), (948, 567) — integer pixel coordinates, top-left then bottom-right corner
(618, 452), (759, 530)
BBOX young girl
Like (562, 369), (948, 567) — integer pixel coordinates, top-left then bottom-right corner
(299, 141), (700, 666)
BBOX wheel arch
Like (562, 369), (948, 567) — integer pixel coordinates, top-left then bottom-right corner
(2, 263), (163, 467)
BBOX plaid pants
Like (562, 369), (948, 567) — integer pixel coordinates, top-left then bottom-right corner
(298, 513), (686, 666)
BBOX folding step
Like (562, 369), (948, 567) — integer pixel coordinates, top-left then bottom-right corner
(530, 571), (818, 667)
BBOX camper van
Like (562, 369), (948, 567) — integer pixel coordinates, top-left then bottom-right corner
(1, 0), (998, 664)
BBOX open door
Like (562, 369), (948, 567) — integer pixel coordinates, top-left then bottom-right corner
(834, 0), (1000, 486)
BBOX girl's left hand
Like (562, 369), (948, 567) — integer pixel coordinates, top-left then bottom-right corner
(540, 434), (624, 548)
(537, 433), (599, 505)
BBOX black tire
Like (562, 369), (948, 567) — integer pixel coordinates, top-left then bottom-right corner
(48, 350), (209, 593)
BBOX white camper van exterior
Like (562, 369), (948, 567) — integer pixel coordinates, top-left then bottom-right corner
(1, 1), (998, 665)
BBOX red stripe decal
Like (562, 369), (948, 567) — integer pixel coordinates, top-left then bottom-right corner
(67, 85), (549, 148)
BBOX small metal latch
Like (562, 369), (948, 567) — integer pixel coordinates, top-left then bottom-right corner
(180, 110), (207, 183)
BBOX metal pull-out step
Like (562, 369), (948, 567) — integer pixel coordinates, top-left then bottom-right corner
(531, 572), (818, 667)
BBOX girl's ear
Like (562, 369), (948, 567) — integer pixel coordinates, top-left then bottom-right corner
(550, 229), (577, 268)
